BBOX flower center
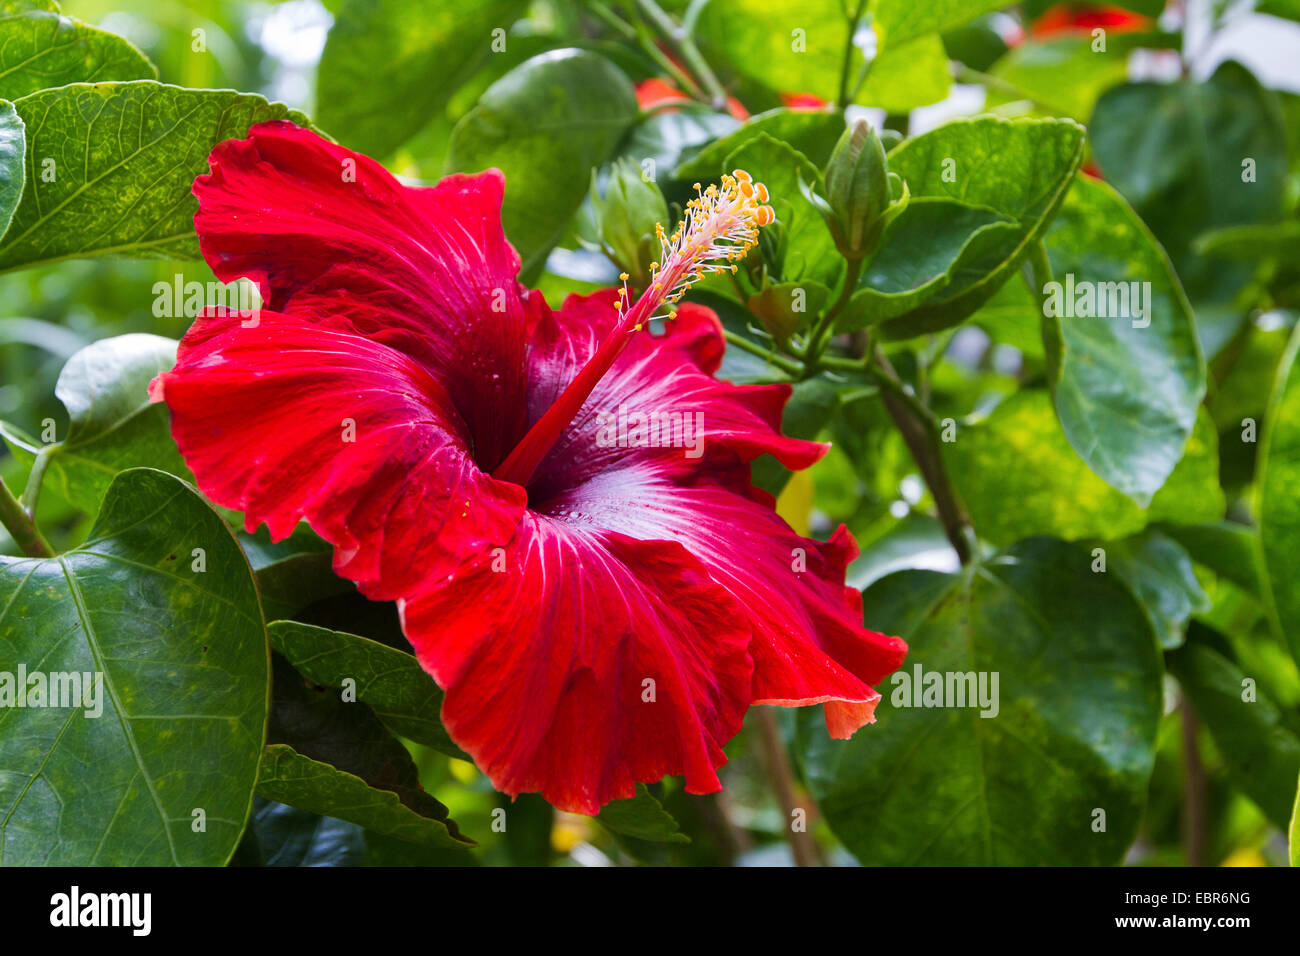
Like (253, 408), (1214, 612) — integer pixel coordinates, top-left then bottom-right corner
(492, 170), (775, 488)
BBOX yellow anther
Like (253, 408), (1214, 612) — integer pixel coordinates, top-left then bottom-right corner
(619, 272), (630, 282)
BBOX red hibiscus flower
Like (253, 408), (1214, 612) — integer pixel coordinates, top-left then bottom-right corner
(1030, 3), (1153, 38)
(780, 92), (830, 111)
(150, 122), (906, 814)
(636, 76), (750, 121)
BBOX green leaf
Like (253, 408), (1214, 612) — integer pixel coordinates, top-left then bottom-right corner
(0, 81), (311, 273)
(0, 99), (22, 239)
(723, 133), (841, 288)
(448, 49), (638, 281)
(257, 744), (471, 850)
(0, 467), (269, 865)
(1158, 521), (1263, 597)
(1102, 529), (1209, 650)
(1168, 627), (1300, 830)
(872, 0), (1017, 50)
(0, 3), (154, 101)
(840, 197), (1018, 328)
(856, 34), (951, 113)
(985, 33), (1147, 121)
(675, 108), (846, 183)
(239, 526), (352, 622)
(1195, 221), (1300, 261)
(620, 105), (739, 185)
(877, 116), (1085, 338)
(595, 784), (689, 844)
(262, 644), (470, 847)
(235, 797), (364, 866)
(1043, 175), (1206, 504)
(317, 0), (528, 157)
(268, 620), (464, 760)
(3, 333), (192, 516)
(694, 0), (849, 104)
(1258, 323), (1300, 662)
(798, 537), (1163, 864)
(1090, 61), (1287, 319)
(694, 1), (950, 110)
(947, 391), (1223, 546)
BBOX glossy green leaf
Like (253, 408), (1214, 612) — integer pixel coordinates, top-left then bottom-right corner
(619, 105), (738, 185)
(986, 33), (1147, 121)
(448, 49), (638, 281)
(1158, 521), (1263, 597)
(1090, 61), (1287, 323)
(675, 108), (845, 183)
(1103, 529), (1209, 649)
(695, 1), (951, 110)
(856, 34), (952, 113)
(1168, 628), (1300, 830)
(877, 116), (1085, 338)
(0, 99), (21, 240)
(317, 0), (528, 157)
(257, 744), (470, 850)
(947, 391), (1224, 545)
(0, 3), (154, 101)
(595, 784), (689, 844)
(840, 197), (1018, 328)
(268, 621), (463, 760)
(1194, 221), (1300, 261)
(723, 133), (841, 288)
(1258, 323), (1300, 661)
(1043, 175), (1205, 503)
(694, 0), (848, 103)
(2, 333), (191, 516)
(235, 797), (364, 867)
(239, 526), (352, 622)
(0, 467), (269, 865)
(872, 0), (1016, 50)
(798, 537), (1163, 864)
(0, 81), (310, 273)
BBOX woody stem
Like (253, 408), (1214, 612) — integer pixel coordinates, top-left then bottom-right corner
(0, 474), (53, 558)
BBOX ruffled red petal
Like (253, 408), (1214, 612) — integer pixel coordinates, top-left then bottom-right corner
(150, 308), (525, 598)
(399, 516), (753, 815)
(193, 121), (532, 469)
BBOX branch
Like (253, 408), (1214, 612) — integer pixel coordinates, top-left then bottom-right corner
(0, 474), (53, 558)
(873, 347), (974, 564)
(752, 707), (823, 866)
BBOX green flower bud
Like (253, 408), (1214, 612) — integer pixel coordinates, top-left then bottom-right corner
(590, 160), (669, 287)
(823, 120), (892, 258)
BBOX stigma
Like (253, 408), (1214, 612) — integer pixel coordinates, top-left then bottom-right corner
(622, 170), (774, 331)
